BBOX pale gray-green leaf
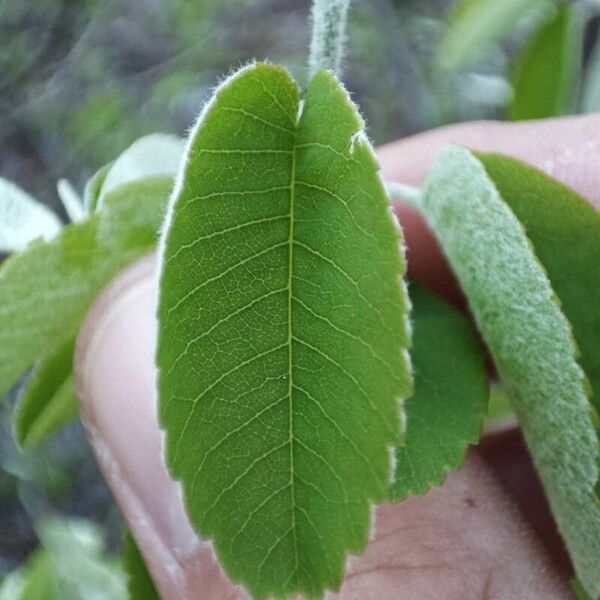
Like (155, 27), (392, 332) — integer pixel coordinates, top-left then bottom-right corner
(57, 179), (86, 222)
(420, 145), (600, 598)
(97, 134), (184, 209)
(158, 63), (411, 599)
(0, 178), (61, 253)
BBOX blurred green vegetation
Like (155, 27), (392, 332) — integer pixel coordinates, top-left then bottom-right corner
(0, 0), (599, 592)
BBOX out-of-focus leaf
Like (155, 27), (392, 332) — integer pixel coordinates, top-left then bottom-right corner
(437, 0), (554, 71)
(83, 163), (112, 214)
(38, 519), (126, 600)
(0, 178), (62, 253)
(158, 63), (411, 599)
(14, 339), (77, 450)
(509, 4), (582, 120)
(1, 519), (126, 600)
(420, 145), (600, 598)
(0, 177), (172, 400)
(122, 531), (159, 600)
(582, 34), (600, 113)
(391, 284), (487, 501)
(97, 134), (184, 209)
(57, 179), (86, 223)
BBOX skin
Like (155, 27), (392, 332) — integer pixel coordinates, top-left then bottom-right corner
(74, 114), (600, 599)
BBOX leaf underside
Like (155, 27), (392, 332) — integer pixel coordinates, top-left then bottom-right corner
(0, 177), (173, 401)
(392, 284), (487, 501)
(478, 152), (600, 416)
(158, 63), (411, 599)
(421, 145), (600, 598)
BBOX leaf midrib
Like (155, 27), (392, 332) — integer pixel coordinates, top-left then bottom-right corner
(286, 119), (300, 582)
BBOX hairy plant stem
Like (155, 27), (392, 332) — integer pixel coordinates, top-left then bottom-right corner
(309, 0), (351, 77)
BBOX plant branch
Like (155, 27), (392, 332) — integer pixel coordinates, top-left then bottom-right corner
(309, 0), (351, 77)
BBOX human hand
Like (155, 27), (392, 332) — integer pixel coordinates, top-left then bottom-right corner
(75, 114), (600, 599)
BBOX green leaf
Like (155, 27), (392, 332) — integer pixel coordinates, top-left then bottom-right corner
(0, 176), (172, 399)
(392, 284), (487, 501)
(478, 153), (600, 415)
(509, 4), (582, 121)
(0, 178), (62, 253)
(158, 63), (411, 599)
(122, 532), (159, 600)
(14, 339), (78, 450)
(83, 163), (112, 214)
(97, 134), (184, 209)
(437, 0), (554, 71)
(419, 145), (600, 598)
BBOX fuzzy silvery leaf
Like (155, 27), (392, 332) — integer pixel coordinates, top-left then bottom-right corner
(478, 152), (600, 415)
(158, 63), (411, 599)
(420, 145), (600, 598)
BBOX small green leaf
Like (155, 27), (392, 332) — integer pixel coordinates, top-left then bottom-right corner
(0, 177), (172, 399)
(478, 152), (600, 414)
(0, 178), (62, 253)
(83, 163), (112, 214)
(57, 179), (86, 222)
(97, 134), (184, 209)
(391, 284), (487, 501)
(158, 63), (411, 598)
(509, 4), (582, 120)
(14, 339), (77, 450)
(122, 532), (159, 600)
(420, 145), (600, 598)
(437, 0), (554, 71)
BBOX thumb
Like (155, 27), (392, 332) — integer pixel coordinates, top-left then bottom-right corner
(75, 256), (571, 599)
